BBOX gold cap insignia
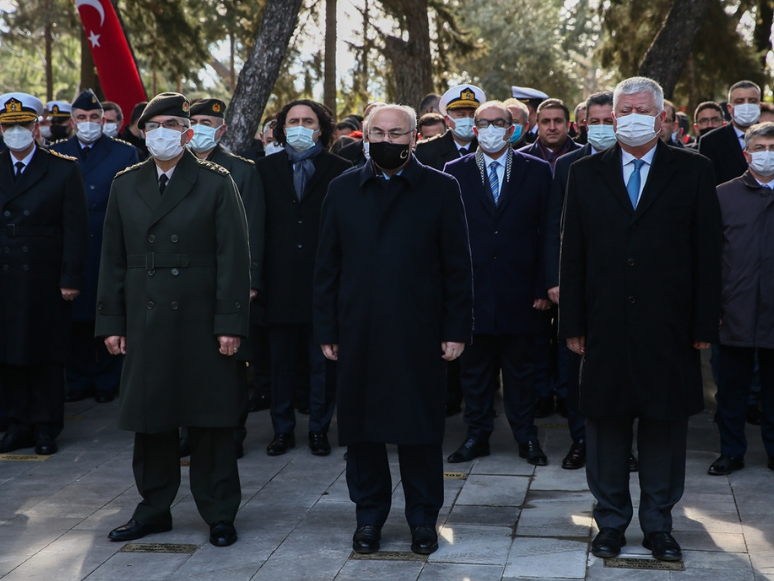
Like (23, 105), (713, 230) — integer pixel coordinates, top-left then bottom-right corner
(460, 88), (475, 101)
(182, 101), (190, 113)
(5, 98), (21, 113)
(212, 103), (221, 113)
(52, 104), (60, 114)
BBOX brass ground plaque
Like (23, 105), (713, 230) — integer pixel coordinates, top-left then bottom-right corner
(0, 454), (49, 462)
(535, 423), (567, 430)
(350, 551), (426, 561)
(604, 557), (684, 571)
(443, 471), (467, 480)
(120, 543), (198, 554)
(64, 416), (83, 422)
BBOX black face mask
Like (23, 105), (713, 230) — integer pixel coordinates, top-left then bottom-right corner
(698, 127), (715, 137)
(50, 124), (70, 140)
(369, 140), (411, 171)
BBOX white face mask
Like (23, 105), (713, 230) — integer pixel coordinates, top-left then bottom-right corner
(476, 126), (508, 154)
(145, 127), (185, 161)
(284, 126), (317, 152)
(76, 121), (102, 144)
(615, 113), (659, 147)
(40, 125), (52, 140)
(450, 117), (475, 142)
(3, 125), (35, 151)
(749, 150), (774, 176)
(587, 124), (617, 151)
(733, 103), (760, 127)
(189, 124), (221, 153)
(264, 141), (284, 156)
(103, 122), (119, 138)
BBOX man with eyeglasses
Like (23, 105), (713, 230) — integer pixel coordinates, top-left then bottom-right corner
(315, 104), (472, 556)
(443, 100), (552, 467)
(0, 92), (88, 456)
(96, 92), (251, 548)
(687, 102), (725, 150)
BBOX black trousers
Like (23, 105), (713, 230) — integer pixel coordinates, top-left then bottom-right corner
(586, 416), (688, 534)
(132, 427), (241, 525)
(66, 320), (123, 395)
(0, 363), (65, 438)
(459, 333), (537, 443)
(564, 344), (585, 442)
(346, 442), (443, 527)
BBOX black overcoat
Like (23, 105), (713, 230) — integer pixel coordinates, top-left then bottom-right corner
(414, 131), (478, 171)
(698, 123), (748, 186)
(313, 158), (473, 446)
(559, 141), (721, 421)
(94, 151), (250, 433)
(0, 147), (89, 365)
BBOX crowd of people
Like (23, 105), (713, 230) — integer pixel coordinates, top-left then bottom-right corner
(0, 74), (771, 560)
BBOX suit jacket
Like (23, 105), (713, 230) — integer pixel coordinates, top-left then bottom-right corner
(559, 141), (722, 421)
(256, 148), (351, 324)
(337, 138), (366, 167)
(698, 123), (747, 185)
(414, 131), (477, 171)
(443, 150), (552, 335)
(518, 138), (582, 168)
(51, 134), (138, 320)
(0, 147), (89, 365)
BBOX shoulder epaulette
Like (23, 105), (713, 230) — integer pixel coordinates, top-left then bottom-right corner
(416, 133), (443, 146)
(200, 159), (231, 176)
(48, 149), (77, 161)
(226, 151), (255, 165)
(50, 138), (69, 147)
(115, 160), (145, 177)
(111, 137), (135, 148)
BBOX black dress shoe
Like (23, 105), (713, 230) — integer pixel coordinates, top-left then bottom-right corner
(591, 527), (626, 558)
(628, 453), (639, 473)
(561, 440), (586, 470)
(95, 392), (114, 403)
(410, 524), (438, 555)
(445, 399), (462, 417)
(108, 519), (172, 542)
(643, 531), (682, 561)
(210, 521), (237, 547)
(708, 454), (744, 475)
(533, 396), (554, 418)
(309, 431), (331, 456)
(518, 439), (548, 466)
(0, 432), (34, 454)
(64, 390), (89, 403)
(747, 404), (762, 426)
(447, 437), (490, 463)
(267, 432), (295, 456)
(352, 524), (381, 554)
(35, 434), (58, 455)
(248, 393), (271, 412)
(555, 397), (568, 418)
(179, 436), (190, 458)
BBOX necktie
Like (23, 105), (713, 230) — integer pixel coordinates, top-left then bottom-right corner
(158, 173), (169, 195)
(626, 159), (645, 209)
(459, 147), (468, 156)
(13, 161), (24, 182)
(489, 161), (500, 206)
(82, 147), (90, 161)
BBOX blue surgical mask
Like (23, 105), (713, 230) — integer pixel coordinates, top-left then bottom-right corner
(587, 125), (617, 151)
(285, 126), (318, 152)
(450, 117), (475, 142)
(189, 124), (221, 153)
(509, 124), (523, 144)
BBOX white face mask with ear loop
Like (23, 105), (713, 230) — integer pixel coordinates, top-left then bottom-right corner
(145, 126), (186, 161)
(749, 150), (774, 176)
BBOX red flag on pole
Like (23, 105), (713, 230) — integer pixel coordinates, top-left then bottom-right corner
(74, 0), (146, 130)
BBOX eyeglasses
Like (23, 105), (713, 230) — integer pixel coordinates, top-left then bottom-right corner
(475, 119), (510, 129)
(367, 129), (414, 142)
(144, 120), (189, 131)
(696, 117), (723, 126)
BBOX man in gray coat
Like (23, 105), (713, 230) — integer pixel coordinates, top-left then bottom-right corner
(709, 121), (774, 476)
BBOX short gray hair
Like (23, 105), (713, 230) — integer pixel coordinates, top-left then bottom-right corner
(363, 104), (417, 134)
(613, 77), (664, 114)
(743, 121), (774, 150)
(728, 80), (761, 104)
(503, 98), (529, 125)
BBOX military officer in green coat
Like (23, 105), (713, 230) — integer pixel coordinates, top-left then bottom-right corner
(95, 93), (250, 547)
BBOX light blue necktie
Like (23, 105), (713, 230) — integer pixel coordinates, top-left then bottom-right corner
(626, 159), (645, 209)
(489, 161), (500, 206)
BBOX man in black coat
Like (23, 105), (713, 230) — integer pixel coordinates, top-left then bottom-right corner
(560, 77), (721, 562)
(0, 92), (89, 455)
(314, 104), (472, 556)
(255, 99), (350, 457)
(699, 80), (761, 185)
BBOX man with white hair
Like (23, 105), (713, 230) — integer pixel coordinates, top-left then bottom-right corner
(560, 77), (721, 562)
(314, 103), (472, 556)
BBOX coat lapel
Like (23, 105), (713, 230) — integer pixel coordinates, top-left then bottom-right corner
(147, 150), (197, 228)
(82, 134), (111, 170)
(497, 150), (527, 214)
(271, 150), (296, 202)
(302, 153), (333, 201)
(598, 144), (635, 216)
(135, 159), (162, 213)
(0, 151), (16, 206)
(4, 147), (47, 204)
(634, 140), (678, 217)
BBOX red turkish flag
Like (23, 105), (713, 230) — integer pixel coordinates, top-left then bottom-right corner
(74, 0), (146, 129)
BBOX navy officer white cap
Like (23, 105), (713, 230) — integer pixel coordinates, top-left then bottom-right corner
(0, 92), (44, 124)
(439, 85), (486, 116)
(510, 86), (549, 101)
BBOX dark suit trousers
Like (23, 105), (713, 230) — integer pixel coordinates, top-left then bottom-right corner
(586, 416), (688, 534)
(0, 363), (64, 438)
(564, 344), (585, 442)
(269, 324), (336, 434)
(66, 320), (123, 395)
(346, 442), (443, 527)
(460, 334), (537, 443)
(132, 427), (241, 525)
(716, 346), (774, 458)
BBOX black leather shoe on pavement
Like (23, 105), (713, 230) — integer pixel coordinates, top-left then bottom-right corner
(0, 432), (34, 454)
(519, 439), (548, 466)
(591, 527), (626, 558)
(309, 431), (331, 456)
(34, 434), (58, 455)
(533, 396), (554, 418)
(267, 432), (295, 456)
(447, 437), (490, 463)
(209, 521), (238, 547)
(352, 525), (381, 554)
(108, 519), (172, 542)
(248, 393), (271, 412)
(643, 531), (682, 561)
(747, 404), (762, 426)
(64, 390), (89, 403)
(707, 454), (744, 475)
(628, 453), (639, 473)
(410, 524), (439, 555)
(179, 436), (190, 458)
(561, 440), (586, 470)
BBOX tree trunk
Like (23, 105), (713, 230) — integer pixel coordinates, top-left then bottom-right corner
(80, 28), (102, 97)
(44, 20), (53, 102)
(754, 0), (774, 68)
(381, 0), (433, 108)
(638, 0), (713, 99)
(222, 0), (304, 154)
(324, 0), (337, 117)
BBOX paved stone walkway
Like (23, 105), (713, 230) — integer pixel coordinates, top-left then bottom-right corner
(1, 358), (773, 580)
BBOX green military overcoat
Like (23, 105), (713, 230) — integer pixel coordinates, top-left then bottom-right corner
(95, 150), (250, 433)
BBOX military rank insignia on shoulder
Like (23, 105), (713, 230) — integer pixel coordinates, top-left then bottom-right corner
(115, 160), (145, 177)
(200, 160), (231, 176)
(417, 133), (443, 145)
(48, 149), (77, 161)
(112, 138), (135, 148)
(228, 152), (255, 165)
(50, 138), (70, 147)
